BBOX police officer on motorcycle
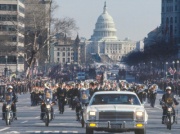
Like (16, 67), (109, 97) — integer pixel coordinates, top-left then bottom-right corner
(161, 86), (179, 124)
(40, 83), (54, 120)
(2, 85), (18, 120)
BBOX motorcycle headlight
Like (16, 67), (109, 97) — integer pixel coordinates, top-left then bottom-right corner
(168, 107), (172, 112)
(46, 104), (51, 109)
(6, 105), (10, 109)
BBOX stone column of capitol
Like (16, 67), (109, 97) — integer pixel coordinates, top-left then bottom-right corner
(85, 2), (137, 63)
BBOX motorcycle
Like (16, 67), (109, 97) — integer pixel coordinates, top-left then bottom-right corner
(160, 99), (178, 130)
(42, 96), (55, 127)
(4, 95), (14, 125)
(79, 89), (90, 128)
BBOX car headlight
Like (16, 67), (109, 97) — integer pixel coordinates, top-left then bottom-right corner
(136, 111), (144, 121)
(89, 111), (96, 120)
(89, 111), (96, 116)
(136, 111), (143, 116)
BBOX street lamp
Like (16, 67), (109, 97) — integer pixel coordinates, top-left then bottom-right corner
(166, 62), (168, 78)
(16, 56), (18, 78)
(45, 59), (48, 76)
(150, 61), (152, 72)
(172, 61), (175, 79)
(5, 55), (8, 77)
(177, 60), (179, 79)
(143, 62), (145, 69)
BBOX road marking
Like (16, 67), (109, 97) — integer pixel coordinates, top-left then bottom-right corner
(35, 116), (39, 118)
(43, 131), (52, 133)
(26, 131), (78, 133)
(0, 127), (10, 132)
(155, 106), (162, 110)
(34, 131), (41, 133)
(54, 131), (60, 133)
(21, 120), (28, 123)
(7, 131), (19, 134)
(26, 131), (41, 133)
(72, 131), (78, 133)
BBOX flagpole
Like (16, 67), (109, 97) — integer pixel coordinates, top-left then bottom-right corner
(177, 60), (179, 80)
(172, 61), (175, 79)
(166, 62), (168, 79)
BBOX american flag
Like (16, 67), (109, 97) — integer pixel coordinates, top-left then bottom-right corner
(168, 67), (176, 75)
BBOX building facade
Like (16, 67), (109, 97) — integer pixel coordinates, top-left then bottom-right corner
(85, 2), (139, 63)
(161, 0), (180, 44)
(51, 33), (85, 65)
(0, 0), (25, 76)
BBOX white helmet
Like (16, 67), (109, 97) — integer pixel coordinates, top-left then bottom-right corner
(166, 86), (171, 90)
(7, 85), (13, 89)
(44, 82), (51, 88)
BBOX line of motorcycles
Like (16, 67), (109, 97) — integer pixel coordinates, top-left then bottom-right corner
(2, 93), (55, 127)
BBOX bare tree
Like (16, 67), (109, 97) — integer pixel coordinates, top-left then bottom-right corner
(24, 0), (78, 79)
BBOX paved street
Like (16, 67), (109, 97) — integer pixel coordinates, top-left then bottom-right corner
(0, 92), (179, 134)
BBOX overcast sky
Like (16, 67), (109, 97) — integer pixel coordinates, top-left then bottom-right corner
(54, 0), (161, 41)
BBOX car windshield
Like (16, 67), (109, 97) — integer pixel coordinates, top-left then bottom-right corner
(90, 94), (141, 105)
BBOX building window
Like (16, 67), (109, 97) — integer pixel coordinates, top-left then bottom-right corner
(175, 5), (177, 11)
(0, 4), (17, 11)
(63, 58), (65, 62)
(68, 58), (70, 62)
(68, 52), (70, 56)
(63, 52), (65, 56)
(57, 52), (60, 56)
(175, 17), (177, 23)
(175, 27), (177, 34)
(57, 48), (60, 51)
(57, 58), (59, 62)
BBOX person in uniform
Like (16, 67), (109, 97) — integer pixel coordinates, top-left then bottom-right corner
(149, 84), (157, 108)
(2, 85), (18, 120)
(57, 83), (66, 114)
(40, 83), (55, 120)
(161, 86), (179, 124)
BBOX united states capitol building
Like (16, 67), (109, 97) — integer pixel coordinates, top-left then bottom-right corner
(84, 2), (143, 63)
(51, 2), (144, 65)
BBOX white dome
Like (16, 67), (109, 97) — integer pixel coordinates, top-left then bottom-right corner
(90, 2), (118, 41)
(97, 12), (113, 23)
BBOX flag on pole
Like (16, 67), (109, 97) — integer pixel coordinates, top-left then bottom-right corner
(168, 67), (174, 75)
(168, 67), (176, 75)
(173, 68), (176, 74)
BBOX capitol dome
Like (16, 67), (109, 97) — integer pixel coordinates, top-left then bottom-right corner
(90, 2), (118, 41)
